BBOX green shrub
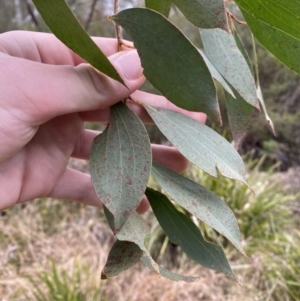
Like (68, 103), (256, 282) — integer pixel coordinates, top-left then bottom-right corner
(28, 261), (106, 301)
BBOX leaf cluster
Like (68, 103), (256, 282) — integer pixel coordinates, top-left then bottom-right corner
(30, 0), (300, 282)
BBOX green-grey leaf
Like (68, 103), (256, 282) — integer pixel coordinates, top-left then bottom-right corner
(32, 0), (124, 85)
(116, 213), (150, 252)
(173, 0), (228, 30)
(145, 0), (172, 16)
(200, 28), (259, 108)
(107, 208), (197, 281)
(104, 208), (160, 273)
(111, 8), (220, 122)
(146, 188), (235, 279)
(199, 49), (235, 98)
(151, 163), (246, 256)
(101, 241), (143, 279)
(225, 89), (254, 149)
(145, 106), (246, 183)
(238, 7), (300, 74)
(90, 102), (151, 231)
(140, 255), (197, 283)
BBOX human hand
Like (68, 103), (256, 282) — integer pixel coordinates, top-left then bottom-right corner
(0, 31), (206, 212)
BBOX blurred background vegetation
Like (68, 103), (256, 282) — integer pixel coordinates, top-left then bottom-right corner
(0, 0), (299, 300)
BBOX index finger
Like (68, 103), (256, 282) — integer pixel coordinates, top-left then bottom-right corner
(0, 31), (131, 65)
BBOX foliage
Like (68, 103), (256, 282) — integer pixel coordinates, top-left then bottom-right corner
(14, 0), (300, 283)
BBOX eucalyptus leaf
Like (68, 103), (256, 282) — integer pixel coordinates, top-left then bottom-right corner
(173, 0), (228, 30)
(105, 207), (198, 281)
(235, 0), (300, 40)
(111, 8), (220, 122)
(199, 49), (235, 98)
(90, 102), (151, 231)
(151, 163), (246, 256)
(235, 0), (300, 74)
(101, 241), (143, 279)
(104, 208), (159, 273)
(145, 0), (172, 16)
(145, 106), (246, 183)
(225, 89), (254, 149)
(31, 0), (124, 84)
(200, 28), (259, 108)
(146, 188), (235, 279)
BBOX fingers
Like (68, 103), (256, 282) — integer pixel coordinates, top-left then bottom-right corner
(136, 196), (150, 214)
(72, 130), (99, 160)
(79, 91), (207, 124)
(48, 168), (103, 207)
(49, 168), (149, 214)
(152, 145), (189, 174)
(2, 50), (144, 125)
(0, 31), (129, 64)
(72, 129), (189, 173)
(131, 91), (207, 124)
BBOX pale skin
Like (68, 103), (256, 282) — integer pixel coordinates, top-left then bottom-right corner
(0, 31), (206, 213)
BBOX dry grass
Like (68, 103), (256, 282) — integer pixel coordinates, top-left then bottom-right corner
(0, 198), (276, 301)
(0, 159), (299, 301)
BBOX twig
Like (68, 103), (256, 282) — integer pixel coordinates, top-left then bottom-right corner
(226, 9), (247, 25)
(84, 0), (99, 31)
(114, 0), (122, 51)
(22, 0), (39, 28)
(125, 97), (144, 106)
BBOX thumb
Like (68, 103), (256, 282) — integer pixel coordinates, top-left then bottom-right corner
(4, 50), (144, 125)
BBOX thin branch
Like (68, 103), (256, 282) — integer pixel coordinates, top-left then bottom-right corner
(22, 0), (39, 28)
(84, 0), (99, 31)
(114, 0), (122, 51)
(226, 9), (247, 25)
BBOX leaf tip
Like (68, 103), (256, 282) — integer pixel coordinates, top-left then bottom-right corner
(108, 14), (116, 21)
(268, 119), (276, 137)
(240, 246), (249, 259)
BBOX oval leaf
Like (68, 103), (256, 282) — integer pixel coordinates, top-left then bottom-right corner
(151, 163), (246, 256)
(145, 106), (246, 183)
(31, 0), (124, 84)
(146, 188), (236, 279)
(111, 8), (220, 122)
(145, 0), (172, 16)
(173, 0), (228, 30)
(200, 28), (259, 108)
(90, 102), (151, 231)
(101, 241), (143, 279)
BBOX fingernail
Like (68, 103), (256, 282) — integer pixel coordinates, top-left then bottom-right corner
(111, 50), (143, 81)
